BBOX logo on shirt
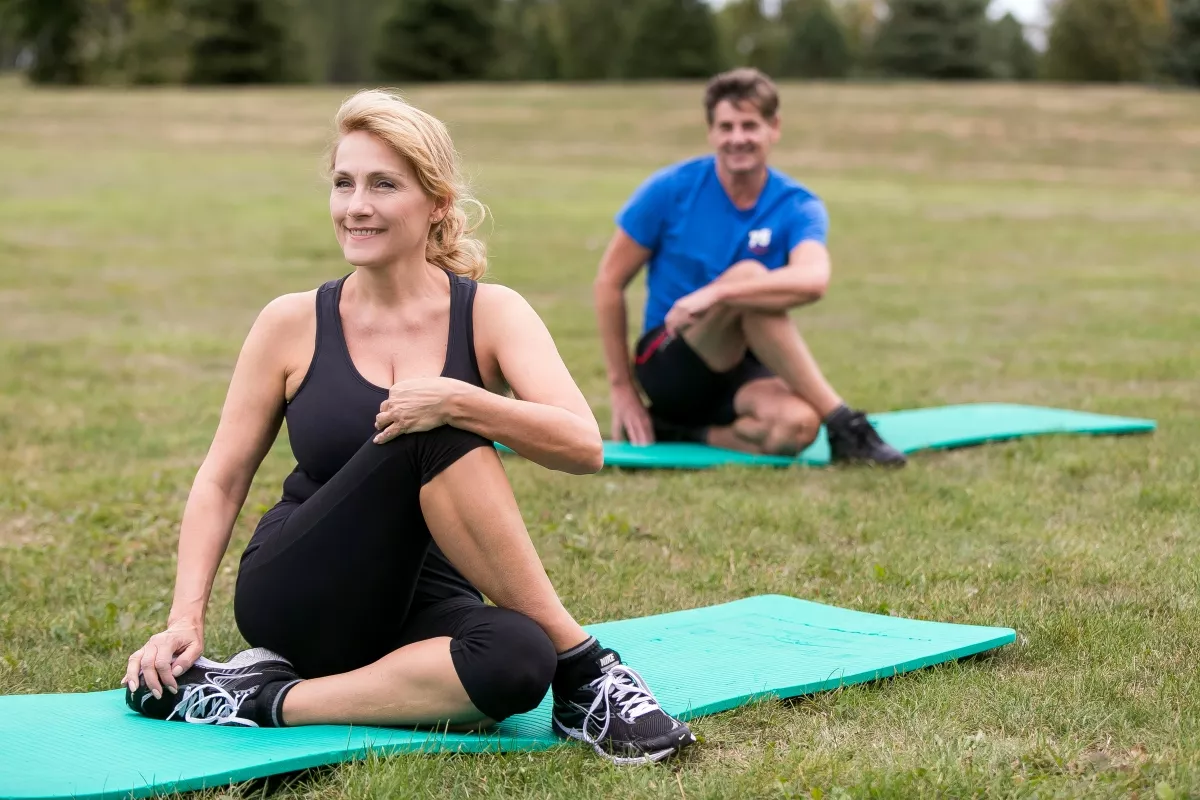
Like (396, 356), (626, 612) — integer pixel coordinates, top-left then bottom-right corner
(748, 228), (772, 255)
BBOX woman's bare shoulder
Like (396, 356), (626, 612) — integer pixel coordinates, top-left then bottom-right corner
(255, 289), (318, 332)
(473, 281), (536, 322)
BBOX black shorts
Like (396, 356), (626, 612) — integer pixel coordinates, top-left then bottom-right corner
(633, 325), (773, 427)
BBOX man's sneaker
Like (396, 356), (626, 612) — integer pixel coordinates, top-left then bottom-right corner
(126, 647), (301, 728)
(552, 647), (696, 764)
(827, 409), (906, 466)
(650, 414), (707, 445)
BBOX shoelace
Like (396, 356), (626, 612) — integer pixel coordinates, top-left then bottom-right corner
(580, 665), (664, 749)
(166, 683), (257, 727)
(842, 414), (882, 446)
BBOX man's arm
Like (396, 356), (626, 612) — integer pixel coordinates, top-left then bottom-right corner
(593, 228), (655, 444)
(709, 241), (831, 313)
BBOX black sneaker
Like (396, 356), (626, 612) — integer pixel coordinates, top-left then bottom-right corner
(650, 414), (707, 445)
(552, 647), (696, 764)
(827, 409), (906, 466)
(126, 647), (301, 727)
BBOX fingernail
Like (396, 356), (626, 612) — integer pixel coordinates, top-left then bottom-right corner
(168, 686), (178, 695)
(153, 690), (161, 700)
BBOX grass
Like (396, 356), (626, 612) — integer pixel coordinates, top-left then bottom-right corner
(1, 77), (1198, 798)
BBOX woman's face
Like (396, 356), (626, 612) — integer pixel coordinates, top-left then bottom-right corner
(330, 131), (443, 269)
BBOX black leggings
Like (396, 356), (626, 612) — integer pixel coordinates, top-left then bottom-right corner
(234, 426), (557, 722)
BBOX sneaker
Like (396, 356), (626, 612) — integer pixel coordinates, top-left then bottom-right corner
(552, 647), (696, 764)
(126, 647), (301, 728)
(827, 409), (906, 466)
(650, 414), (707, 445)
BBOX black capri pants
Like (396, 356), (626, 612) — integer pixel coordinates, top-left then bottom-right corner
(234, 426), (557, 723)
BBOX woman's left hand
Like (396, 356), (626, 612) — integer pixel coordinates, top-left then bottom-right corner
(374, 377), (466, 443)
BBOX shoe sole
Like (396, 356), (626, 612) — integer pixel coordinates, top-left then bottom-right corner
(551, 717), (696, 765)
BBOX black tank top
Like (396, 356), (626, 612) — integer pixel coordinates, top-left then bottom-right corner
(274, 269), (484, 602)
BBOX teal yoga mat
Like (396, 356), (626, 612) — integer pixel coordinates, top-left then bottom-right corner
(595, 403), (1156, 469)
(0, 595), (1014, 800)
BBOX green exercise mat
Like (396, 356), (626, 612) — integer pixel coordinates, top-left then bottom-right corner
(0, 595), (1014, 800)
(593, 403), (1156, 469)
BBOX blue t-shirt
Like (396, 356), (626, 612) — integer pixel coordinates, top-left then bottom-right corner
(616, 155), (829, 334)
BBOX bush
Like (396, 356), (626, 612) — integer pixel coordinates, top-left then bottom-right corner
(1043, 0), (1169, 83)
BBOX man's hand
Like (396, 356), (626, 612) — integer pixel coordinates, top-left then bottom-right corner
(664, 284), (723, 337)
(610, 384), (654, 445)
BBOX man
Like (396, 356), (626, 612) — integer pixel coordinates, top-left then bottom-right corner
(593, 68), (904, 465)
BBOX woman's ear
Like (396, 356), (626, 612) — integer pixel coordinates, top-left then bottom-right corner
(430, 197), (450, 225)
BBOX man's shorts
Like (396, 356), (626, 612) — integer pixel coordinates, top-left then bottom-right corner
(633, 325), (773, 427)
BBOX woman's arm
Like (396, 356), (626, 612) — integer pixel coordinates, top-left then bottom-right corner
(124, 295), (302, 696)
(463, 283), (603, 474)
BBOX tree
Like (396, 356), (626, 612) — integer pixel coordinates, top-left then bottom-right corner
(187, 0), (294, 84)
(1167, 0), (1200, 84)
(986, 11), (1037, 80)
(316, 0), (386, 83)
(778, 0), (853, 78)
(551, 0), (636, 80)
(490, 0), (558, 80)
(0, 0), (23, 70)
(1043, 0), (1169, 82)
(375, 0), (499, 82)
(624, 0), (722, 79)
(872, 0), (992, 79)
(7, 0), (88, 84)
(837, 0), (882, 69)
(716, 0), (779, 73)
(124, 0), (192, 85)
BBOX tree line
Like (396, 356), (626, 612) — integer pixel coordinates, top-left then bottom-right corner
(1, 0), (1197, 87)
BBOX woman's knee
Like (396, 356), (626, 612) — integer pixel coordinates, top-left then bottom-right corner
(451, 609), (556, 721)
(403, 425), (493, 486)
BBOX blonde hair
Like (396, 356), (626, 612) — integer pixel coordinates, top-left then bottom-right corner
(329, 89), (488, 280)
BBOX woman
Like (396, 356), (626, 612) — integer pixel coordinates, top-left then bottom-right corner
(121, 89), (695, 765)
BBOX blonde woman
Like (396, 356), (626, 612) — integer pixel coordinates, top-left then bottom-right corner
(122, 90), (695, 765)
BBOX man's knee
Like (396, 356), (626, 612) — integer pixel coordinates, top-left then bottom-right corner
(721, 259), (769, 282)
(763, 401), (821, 455)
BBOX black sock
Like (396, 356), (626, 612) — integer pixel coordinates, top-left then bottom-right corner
(258, 678), (303, 727)
(553, 636), (602, 695)
(823, 403), (853, 429)
(556, 636), (598, 661)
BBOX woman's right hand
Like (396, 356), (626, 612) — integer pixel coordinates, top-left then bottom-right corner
(122, 619), (204, 699)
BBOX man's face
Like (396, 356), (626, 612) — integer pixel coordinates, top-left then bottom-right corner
(707, 99), (780, 176)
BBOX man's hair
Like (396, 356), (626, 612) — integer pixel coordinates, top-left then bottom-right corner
(703, 68), (780, 126)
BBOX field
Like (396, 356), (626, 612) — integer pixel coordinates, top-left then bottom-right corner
(1, 77), (1198, 798)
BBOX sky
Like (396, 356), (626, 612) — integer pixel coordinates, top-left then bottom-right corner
(708, 0), (1050, 26)
(989, 0), (1048, 25)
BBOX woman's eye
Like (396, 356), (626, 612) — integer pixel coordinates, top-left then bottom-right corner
(377, 181), (396, 190)
(334, 179), (352, 189)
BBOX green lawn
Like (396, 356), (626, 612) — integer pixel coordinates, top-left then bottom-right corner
(1, 78), (1198, 798)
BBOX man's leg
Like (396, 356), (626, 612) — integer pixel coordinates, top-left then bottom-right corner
(706, 377), (821, 456)
(681, 260), (842, 417)
(681, 261), (905, 465)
